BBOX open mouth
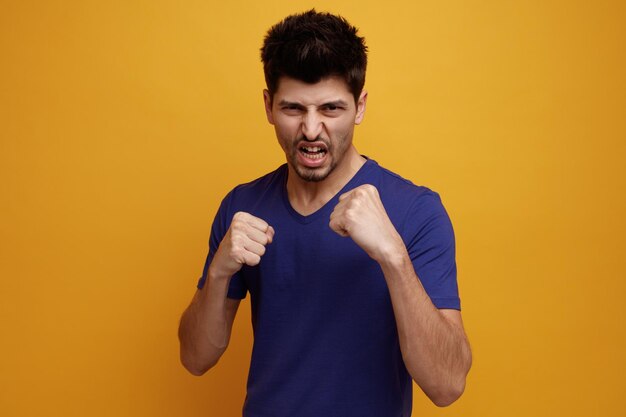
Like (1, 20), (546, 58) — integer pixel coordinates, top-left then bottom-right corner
(299, 145), (327, 160)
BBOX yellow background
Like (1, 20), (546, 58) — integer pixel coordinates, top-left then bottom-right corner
(2, 0), (625, 415)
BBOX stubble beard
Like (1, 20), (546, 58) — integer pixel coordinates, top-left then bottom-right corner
(288, 135), (350, 183)
(295, 163), (334, 182)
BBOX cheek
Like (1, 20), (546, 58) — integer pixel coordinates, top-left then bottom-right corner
(274, 128), (294, 153)
(330, 121), (354, 143)
(276, 119), (301, 137)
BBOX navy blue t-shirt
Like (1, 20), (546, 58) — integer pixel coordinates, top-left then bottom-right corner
(197, 159), (460, 417)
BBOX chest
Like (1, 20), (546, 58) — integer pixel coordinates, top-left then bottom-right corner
(240, 218), (390, 307)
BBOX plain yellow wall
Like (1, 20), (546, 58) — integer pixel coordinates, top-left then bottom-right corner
(1, 0), (625, 416)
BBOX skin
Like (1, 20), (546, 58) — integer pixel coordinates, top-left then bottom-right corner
(178, 76), (472, 407)
(263, 76), (368, 215)
(329, 185), (472, 406)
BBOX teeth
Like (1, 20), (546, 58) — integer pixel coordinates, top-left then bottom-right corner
(299, 145), (327, 160)
(299, 147), (326, 159)
(305, 152), (324, 159)
(302, 146), (323, 153)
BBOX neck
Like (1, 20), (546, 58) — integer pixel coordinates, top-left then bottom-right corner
(286, 146), (366, 216)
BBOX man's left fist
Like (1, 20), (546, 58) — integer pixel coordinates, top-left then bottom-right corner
(329, 184), (405, 262)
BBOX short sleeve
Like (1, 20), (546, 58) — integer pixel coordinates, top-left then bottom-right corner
(405, 191), (460, 310)
(196, 190), (248, 299)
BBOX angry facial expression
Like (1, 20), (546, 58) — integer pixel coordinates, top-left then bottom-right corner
(264, 76), (367, 182)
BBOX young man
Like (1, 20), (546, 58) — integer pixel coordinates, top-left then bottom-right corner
(179, 10), (472, 416)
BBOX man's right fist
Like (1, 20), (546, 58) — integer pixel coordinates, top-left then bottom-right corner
(209, 212), (275, 279)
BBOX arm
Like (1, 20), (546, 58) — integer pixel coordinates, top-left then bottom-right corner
(178, 212), (274, 376)
(379, 252), (472, 406)
(330, 185), (471, 406)
(178, 278), (241, 375)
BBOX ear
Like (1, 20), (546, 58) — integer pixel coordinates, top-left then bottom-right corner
(354, 90), (368, 125)
(263, 89), (274, 125)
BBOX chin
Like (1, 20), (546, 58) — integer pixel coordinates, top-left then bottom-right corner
(296, 169), (329, 182)
(294, 164), (334, 182)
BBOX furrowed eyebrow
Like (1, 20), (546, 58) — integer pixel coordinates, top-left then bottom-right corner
(321, 100), (349, 108)
(277, 100), (349, 108)
(278, 100), (303, 107)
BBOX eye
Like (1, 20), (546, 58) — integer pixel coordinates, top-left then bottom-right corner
(281, 104), (303, 114)
(321, 103), (345, 116)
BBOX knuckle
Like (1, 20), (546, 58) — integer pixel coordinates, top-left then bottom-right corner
(230, 234), (242, 246)
(363, 184), (377, 196)
(231, 220), (243, 233)
(234, 211), (251, 223)
(229, 247), (242, 261)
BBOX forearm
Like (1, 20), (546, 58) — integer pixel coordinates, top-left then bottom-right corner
(178, 212), (273, 375)
(379, 251), (472, 406)
(329, 184), (470, 404)
(178, 269), (235, 375)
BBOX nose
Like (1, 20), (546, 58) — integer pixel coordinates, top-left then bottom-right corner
(301, 111), (323, 141)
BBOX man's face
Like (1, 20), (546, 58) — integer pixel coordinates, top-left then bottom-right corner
(264, 76), (367, 182)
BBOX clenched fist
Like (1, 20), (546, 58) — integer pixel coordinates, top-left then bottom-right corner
(209, 211), (275, 280)
(329, 184), (405, 263)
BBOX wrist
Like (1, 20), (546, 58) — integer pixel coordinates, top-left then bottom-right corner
(375, 244), (411, 272)
(197, 265), (233, 302)
(207, 264), (233, 283)
(371, 232), (408, 264)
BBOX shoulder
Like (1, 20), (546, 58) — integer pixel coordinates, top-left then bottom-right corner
(222, 164), (287, 203)
(367, 160), (444, 213)
(215, 164), (287, 221)
(365, 160), (452, 237)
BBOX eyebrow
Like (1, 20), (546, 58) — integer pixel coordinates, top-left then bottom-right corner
(278, 99), (349, 107)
